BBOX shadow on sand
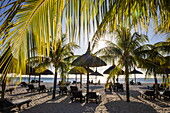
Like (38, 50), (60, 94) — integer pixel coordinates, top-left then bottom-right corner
(20, 95), (99, 113)
(104, 101), (157, 113)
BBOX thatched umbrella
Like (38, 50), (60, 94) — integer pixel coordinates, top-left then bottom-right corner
(90, 68), (103, 83)
(26, 67), (53, 87)
(84, 67), (94, 73)
(72, 42), (106, 93)
(68, 66), (88, 88)
(103, 65), (124, 83)
(130, 68), (143, 84)
(38, 69), (54, 87)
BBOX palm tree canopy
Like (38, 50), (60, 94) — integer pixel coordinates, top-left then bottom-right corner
(0, 45), (17, 74)
(68, 66), (87, 74)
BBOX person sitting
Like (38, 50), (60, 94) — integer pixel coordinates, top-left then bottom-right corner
(98, 80), (101, 85)
(137, 82), (141, 85)
(91, 80), (93, 84)
(130, 79), (134, 85)
(105, 82), (112, 92)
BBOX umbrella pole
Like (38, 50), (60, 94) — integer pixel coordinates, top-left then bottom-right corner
(39, 74), (41, 88)
(80, 74), (82, 89)
(96, 76), (97, 84)
(87, 67), (89, 94)
(134, 74), (136, 84)
(28, 75), (30, 83)
(67, 74), (69, 82)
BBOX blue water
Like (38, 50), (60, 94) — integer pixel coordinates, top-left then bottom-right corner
(13, 77), (163, 84)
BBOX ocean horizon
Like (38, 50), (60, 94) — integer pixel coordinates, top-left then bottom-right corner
(12, 77), (163, 84)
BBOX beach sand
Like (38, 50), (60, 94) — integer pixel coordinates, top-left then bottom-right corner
(4, 83), (170, 113)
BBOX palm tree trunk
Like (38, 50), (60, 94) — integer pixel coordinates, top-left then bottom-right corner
(166, 73), (169, 90)
(153, 71), (158, 98)
(80, 74), (82, 89)
(125, 65), (130, 102)
(87, 67), (89, 94)
(1, 79), (6, 99)
(52, 67), (58, 99)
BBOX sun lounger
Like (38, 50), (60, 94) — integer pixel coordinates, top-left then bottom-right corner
(70, 91), (85, 103)
(112, 83), (124, 92)
(0, 99), (16, 112)
(140, 90), (155, 99)
(38, 85), (52, 93)
(58, 86), (68, 95)
(26, 84), (39, 92)
(159, 90), (170, 100)
(12, 98), (32, 111)
(0, 88), (15, 95)
(0, 98), (32, 112)
(86, 92), (101, 104)
(19, 82), (28, 87)
(69, 86), (80, 95)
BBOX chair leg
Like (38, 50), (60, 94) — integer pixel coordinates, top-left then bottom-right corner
(96, 99), (98, 104)
(86, 98), (88, 103)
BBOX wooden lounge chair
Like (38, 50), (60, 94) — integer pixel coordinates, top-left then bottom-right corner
(26, 84), (39, 92)
(86, 92), (101, 104)
(0, 99), (16, 112)
(38, 85), (52, 93)
(69, 86), (79, 95)
(0, 98), (32, 112)
(159, 90), (170, 100)
(112, 83), (124, 92)
(0, 88), (15, 95)
(70, 91), (85, 103)
(19, 82), (28, 87)
(140, 90), (155, 99)
(59, 86), (68, 95)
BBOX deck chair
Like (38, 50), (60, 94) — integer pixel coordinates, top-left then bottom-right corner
(59, 86), (68, 95)
(0, 98), (32, 112)
(0, 99), (16, 112)
(26, 84), (38, 92)
(159, 90), (170, 99)
(140, 90), (155, 99)
(19, 82), (28, 87)
(70, 91), (85, 103)
(69, 86), (79, 95)
(86, 92), (101, 104)
(38, 85), (52, 93)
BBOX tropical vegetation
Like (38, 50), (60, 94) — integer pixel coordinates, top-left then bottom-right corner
(93, 26), (148, 102)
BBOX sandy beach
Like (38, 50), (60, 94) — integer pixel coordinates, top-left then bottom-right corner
(4, 83), (170, 113)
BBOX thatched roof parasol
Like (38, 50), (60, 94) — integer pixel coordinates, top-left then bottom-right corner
(72, 42), (106, 93)
(130, 68), (143, 84)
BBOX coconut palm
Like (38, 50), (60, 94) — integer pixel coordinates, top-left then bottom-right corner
(28, 35), (79, 99)
(135, 43), (167, 98)
(94, 26), (148, 102)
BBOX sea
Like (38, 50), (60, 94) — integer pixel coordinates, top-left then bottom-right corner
(12, 77), (163, 84)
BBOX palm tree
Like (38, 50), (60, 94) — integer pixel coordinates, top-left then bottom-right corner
(135, 43), (167, 98)
(94, 26), (148, 102)
(29, 35), (79, 99)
